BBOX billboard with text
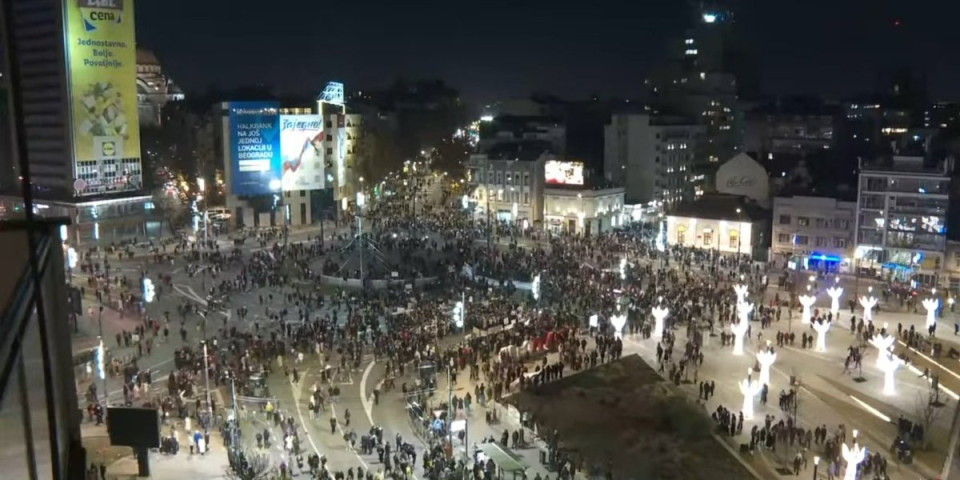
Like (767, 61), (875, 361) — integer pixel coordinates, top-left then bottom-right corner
(65, 0), (142, 196)
(545, 161), (584, 185)
(229, 102), (280, 196)
(279, 115), (324, 191)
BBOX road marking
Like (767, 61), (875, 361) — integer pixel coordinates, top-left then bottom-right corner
(329, 403), (370, 470)
(360, 360), (376, 426)
(289, 368), (322, 458)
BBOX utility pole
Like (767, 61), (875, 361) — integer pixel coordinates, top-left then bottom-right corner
(202, 340), (212, 421)
(230, 375), (239, 449)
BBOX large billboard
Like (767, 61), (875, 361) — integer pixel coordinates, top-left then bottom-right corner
(65, 0), (141, 196)
(279, 115), (324, 191)
(228, 102), (281, 196)
(545, 160), (584, 185)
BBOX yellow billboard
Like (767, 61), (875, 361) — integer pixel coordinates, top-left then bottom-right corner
(65, 0), (140, 193)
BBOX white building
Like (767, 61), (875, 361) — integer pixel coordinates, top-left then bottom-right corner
(466, 146), (547, 228)
(543, 187), (625, 235)
(714, 153), (770, 207)
(665, 194), (767, 259)
(604, 113), (704, 206)
(771, 196), (856, 272)
(855, 156), (952, 286)
(136, 48), (184, 127)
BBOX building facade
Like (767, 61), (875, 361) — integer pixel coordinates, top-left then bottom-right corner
(714, 153), (770, 208)
(466, 151), (546, 228)
(543, 186), (625, 236)
(771, 196), (857, 272)
(665, 193), (768, 260)
(135, 48), (184, 127)
(604, 113), (704, 206)
(855, 156), (951, 286)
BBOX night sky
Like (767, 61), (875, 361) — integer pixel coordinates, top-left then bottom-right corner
(137, 0), (960, 103)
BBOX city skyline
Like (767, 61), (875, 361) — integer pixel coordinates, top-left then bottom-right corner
(138, 0), (958, 102)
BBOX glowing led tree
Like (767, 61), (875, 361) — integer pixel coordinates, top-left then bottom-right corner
(532, 274), (541, 302)
(799, 294), (816, 324)
(733, 284), (748, 304)
(610, 313), (627, 340)
(869, 332), (895, 368)
(923, 298), (939, 330)
(756, 343), (776, 386)
(651, 305), (669, 339)
(859, 295), (878, 324)
(730, 301), (753, 356)
(739, 369), (761, 420)
(826, 286), (843, 319)
(812, 319), (831, 352)
(841, 435), (866, 480)
(619, 257), (627, 281)
(878, 346), (903, 395)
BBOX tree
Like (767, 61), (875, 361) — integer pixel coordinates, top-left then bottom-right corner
(227, 449), (273, 480)
(152, 188), (187, 237)
(915, 391), (943, 451)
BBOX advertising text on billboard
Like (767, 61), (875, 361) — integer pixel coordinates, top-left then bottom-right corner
(229, 102), (281, 196)
(280, 115), (324, 191)
(66, 0), (141, 196)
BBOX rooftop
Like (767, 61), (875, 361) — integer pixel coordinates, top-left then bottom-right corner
(483, 140), (554, 161)
(859, 156), (953, 176)
(670, 193), (767, 222)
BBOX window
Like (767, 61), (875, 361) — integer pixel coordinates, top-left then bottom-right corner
(778, 215), (791, 225)
(326, 148), (333, 155)
(834, 219), (849, 230)
(506, 173), (512, 186)
(795, 235), (809, 245)
(815, 218), (828, 228)
(729, 230), (739, 248)
(524, 173), (530, 186)
(797, 217), (810, 226)
(677, 225), (687, 244)
(523, 193), (529, 205)
(815, 237), (828, 247)
(300, 190), (306, 197)
(834, 238), (847, 249)
(777, 233), (791, 244)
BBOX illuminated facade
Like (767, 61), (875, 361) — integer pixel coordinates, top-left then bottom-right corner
(136, 48), (184, 127)
(665, 194), (767, 258)
(466, 145), (548, 227)
(603, 113), (704, 206)
(771, 196), (856, 273)
(542, 186), (624, 235)
(855, 156), (951, 286)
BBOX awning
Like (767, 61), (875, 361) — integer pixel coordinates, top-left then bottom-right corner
(477, 443), (528, 473)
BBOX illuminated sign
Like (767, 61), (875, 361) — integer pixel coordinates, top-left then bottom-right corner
(229, 102), (281, 195)
(279, 115), (324, 191)
(544, 161), (584, 185)
(65, 0), (141, 196)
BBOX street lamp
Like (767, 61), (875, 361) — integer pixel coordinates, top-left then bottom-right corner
(201, 340), (212, 420)
(736, 207), (743, 269)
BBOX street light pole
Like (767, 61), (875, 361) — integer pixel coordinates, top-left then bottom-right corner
(202, 340), (212, 421)
(736, 207), (743, 271)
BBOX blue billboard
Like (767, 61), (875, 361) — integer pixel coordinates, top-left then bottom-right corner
(229, 101), (281, 196)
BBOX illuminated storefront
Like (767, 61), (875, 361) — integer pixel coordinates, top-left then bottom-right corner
(665, 194), (769, 259)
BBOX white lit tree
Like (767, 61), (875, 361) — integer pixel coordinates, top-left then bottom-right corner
(812, 319), (831, 352)
(733, 284), (748, 305)
(731, 301), (753, 356)
(739, 369), (761, 420)
(841, 436), (866, 480)
(826, 286), (843, 319)
(869, 333), (895, 368)
(651, 305), (669, 339)
(859, 295), (878, 324)
(922, 298), (939, 330)
(756, 343), (776, 386)
(878, 345), (903, 396)
(610, 312), (627, 340)
(799, 294), (816, 324)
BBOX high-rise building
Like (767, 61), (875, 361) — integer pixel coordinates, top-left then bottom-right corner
(604, 112), (704, 206)
(855, 155), (951, 287)
(2, 0), (156, 244)
(6, 0), (142, 200)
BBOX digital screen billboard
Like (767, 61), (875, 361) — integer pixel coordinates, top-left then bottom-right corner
(545, 160), (584, 185)
(65, 0), (141, 196)
(229, 102), (281, 196)
(279, 115), (324, 191)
